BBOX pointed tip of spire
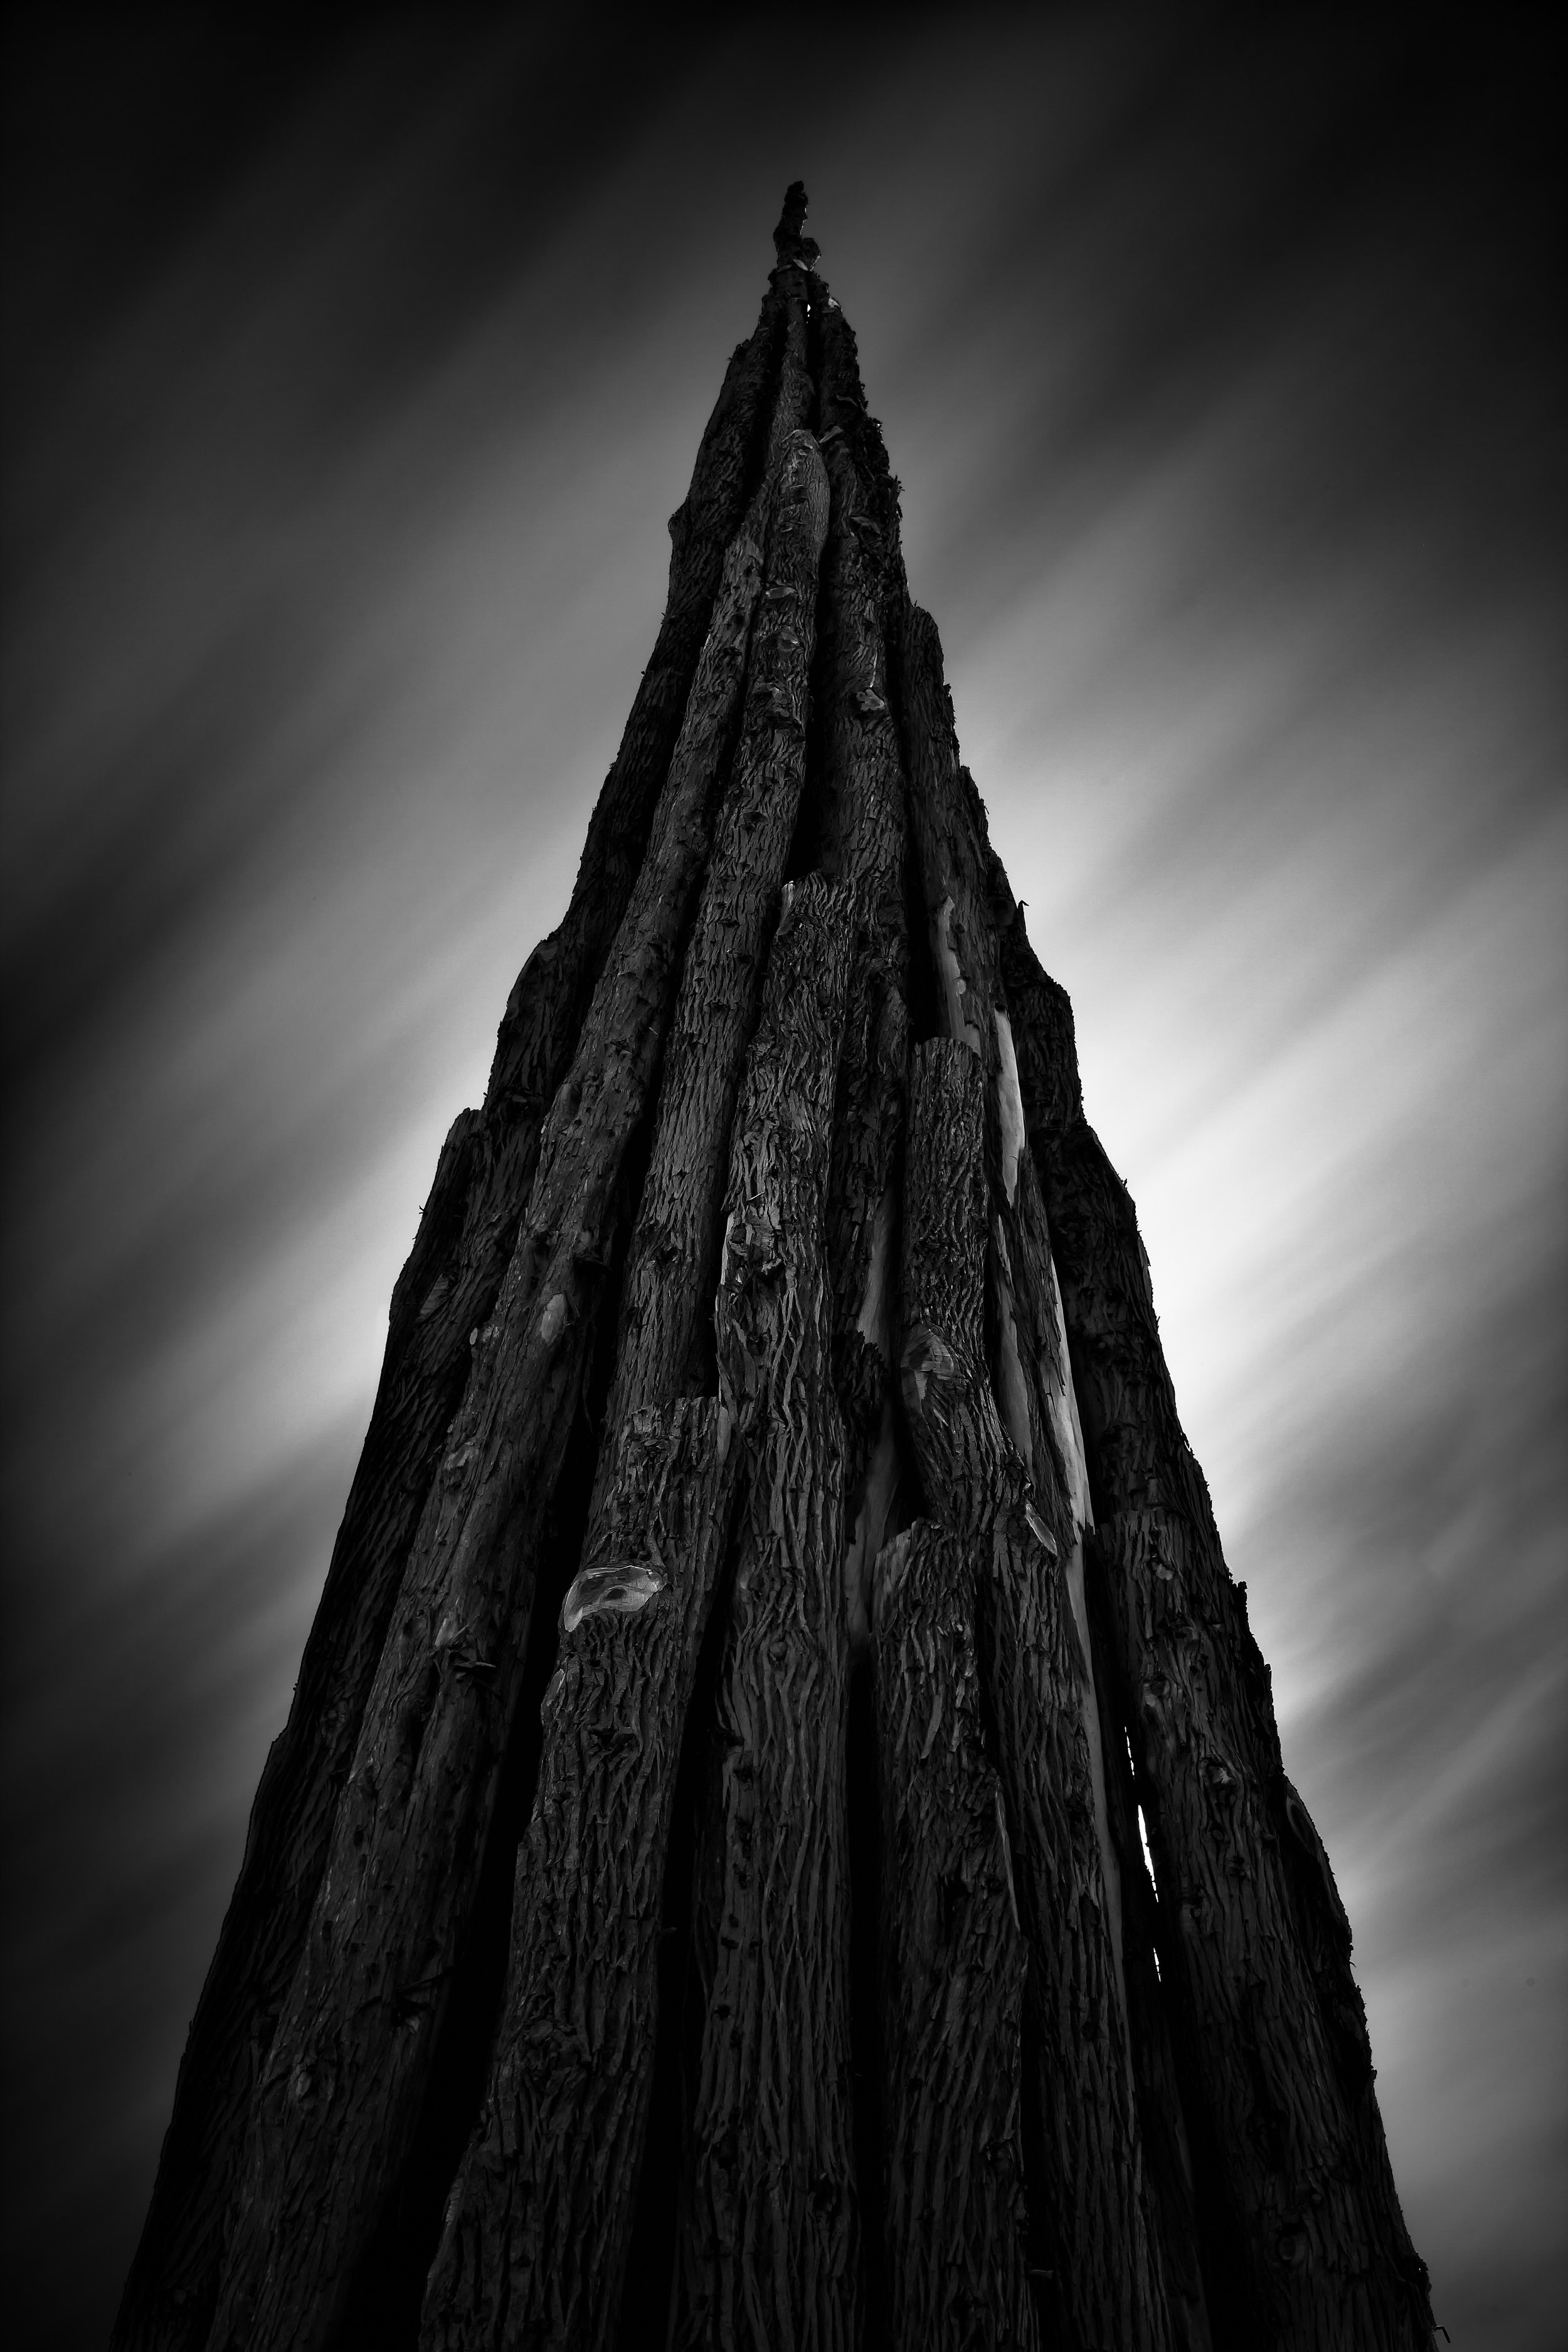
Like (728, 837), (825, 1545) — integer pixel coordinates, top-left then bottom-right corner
(773, 179), (820, 273)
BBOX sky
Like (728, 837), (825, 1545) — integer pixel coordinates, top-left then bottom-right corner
(2, 9), (1562, 2347)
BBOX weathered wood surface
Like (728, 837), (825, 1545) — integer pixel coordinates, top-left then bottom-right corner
(810, 341), (911, 1642)
(896, 603), (1136, 2053)
(112, 292), (785, 2352)
(898, 1042), (1025, 1528)
(669, 876), (862, 2352)
(987, 863), (1433, 2349)
(201, 438), (813, 2352)
(900, 1039), (1175, 2352)
(1085, 1545), (1216, 2352)
(418, 1396), (741, 2352)
(593, 352), (829, 1499)
(873, 1522), (1039, 2352)
(119, 179), (1430, 2352)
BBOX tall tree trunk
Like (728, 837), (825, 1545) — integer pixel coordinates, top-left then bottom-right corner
(591, 294), (821, 1491)
(418, 408), (833, 2352)
(873, 1520), (1038, 2352)
(811, 398), (910, 1645)
(112, 287), (785, 2352)
(118, 180), (1431, 2352)
(898, 1039), (1174, 2352)
(418, 1393), (741, 2352)
(203, 428), (820, 2352)
(987, 858), (1435, 2351)
(669, 876), (862, 2351)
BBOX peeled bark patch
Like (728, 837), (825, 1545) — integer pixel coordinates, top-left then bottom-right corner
(670, 876), (862, 2352)
(874, 1522), (1038, 2352)
(420, 1396), (741, 2352)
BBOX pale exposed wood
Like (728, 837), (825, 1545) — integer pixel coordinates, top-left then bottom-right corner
(669, 876), (862, 2352)
(110, 291), (786, 2352)
(874, 1520), (1039, 2351)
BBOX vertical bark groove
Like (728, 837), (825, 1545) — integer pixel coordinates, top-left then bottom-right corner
(119, 184), (1429, 2352)
(670, 876), (861, 2352)
(204, 413), (805, 2352)
(873, 1522), (1039, 2351)
(419, 1396), (743, 2352)
(595, 356), (829, 1489)
(898, 1039), (1174, 2352)
(986, 846), (1433, 2351)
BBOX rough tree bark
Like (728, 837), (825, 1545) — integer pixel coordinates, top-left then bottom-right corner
(415, 408), (833, 2351)
(418, 1393), (741, 2352)
(810, 366), (910, 1643)
(669, 875), (862, 2352)
(898, 1039), (1174, 2352)
(119, 180), (1431, 2352)
(111, 285), (785, 2352)
(591, 289), (824, 1493)
(202, 424), (823, 2352)
(872, 1519), (1039, 2351)
(987, 862), (1434, 2351)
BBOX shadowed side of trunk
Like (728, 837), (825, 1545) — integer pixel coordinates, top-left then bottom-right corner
(987, 857), (1434, 2352)
(111, 287), (786, 2352)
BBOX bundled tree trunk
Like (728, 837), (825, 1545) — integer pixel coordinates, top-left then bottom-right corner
(112, 278), (786, 2352)
(124, 183), (1432, 2352)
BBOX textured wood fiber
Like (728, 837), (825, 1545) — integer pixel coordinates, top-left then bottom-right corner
(895, 605), (1140, 2121)
(669, 876), (862, 2352)
(900, 1039), (1175, 2352)
(986, 856), (1431, 2348)
(873, 1522), (1039, 2352)
(990, 847), (1220, 2351)
(111, 292), (785, 2352)
(202, 448), (802, 2352)
(898, 1042), (1023, 1529)
(595, 369), (830, 1496)
(1085, 1548), (1216, 2352)
(418, 1396), (741, 2352)
(810, 388), (911, 1638)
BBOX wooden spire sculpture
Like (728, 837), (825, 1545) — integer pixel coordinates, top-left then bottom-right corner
(116, 184), (1434, 2352)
